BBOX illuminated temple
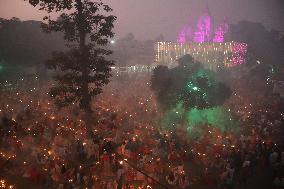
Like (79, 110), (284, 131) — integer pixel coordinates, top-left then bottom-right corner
(154, 6), (247, 70)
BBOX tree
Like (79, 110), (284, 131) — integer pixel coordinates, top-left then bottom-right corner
(26, 0), (116, 135)
(230, 21), (284, 98)
(0, 18), (65, 80)
(151, 55), (231, 112)
(151, 55), (232, 131)
(230, 21), (284, 68)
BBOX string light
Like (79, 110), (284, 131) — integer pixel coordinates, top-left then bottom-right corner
(155, 42), (247, 70)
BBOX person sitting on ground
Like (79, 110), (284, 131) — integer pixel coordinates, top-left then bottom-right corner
(166, 171), (177, 185)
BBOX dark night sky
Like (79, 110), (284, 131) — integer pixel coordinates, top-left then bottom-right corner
(0, 0), (284, 40)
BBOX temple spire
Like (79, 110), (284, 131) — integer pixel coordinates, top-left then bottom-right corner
(205, 1), (210, 15)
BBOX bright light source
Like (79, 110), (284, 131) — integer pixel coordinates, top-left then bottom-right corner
(192, 86), (198, 91)
(110, 40), (115, 44)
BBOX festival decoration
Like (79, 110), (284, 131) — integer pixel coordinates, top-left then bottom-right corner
(154, 41), (247, 69)
(176, 5), (229, 43)
(194, 6), (212, 42)
(171, 6), (247, 69)
(213, 17), (229, 43)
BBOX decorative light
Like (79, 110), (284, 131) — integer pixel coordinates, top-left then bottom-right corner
(155, 41), (247, 70)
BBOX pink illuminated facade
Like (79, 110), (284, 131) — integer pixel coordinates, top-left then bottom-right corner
(213, 18), (229, 43)
(230, 42), (247, 66)
(177, 6), (229, 43)
(177, 28), (187, 43)
(177, 27), (193, 43)
(193, 6), (212, 43)
(169, 5), (247, 68)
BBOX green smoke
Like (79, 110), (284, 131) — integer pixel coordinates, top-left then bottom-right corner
(152, 55), (236, 136)
(160, 104), (240, 136)
(160, 102), (184, 129)
(186, 107), (239, 133)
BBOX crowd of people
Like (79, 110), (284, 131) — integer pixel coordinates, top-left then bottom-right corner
(0, 75), (284, 189)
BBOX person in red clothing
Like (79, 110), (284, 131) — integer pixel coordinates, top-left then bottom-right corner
(29, 167), (39, 183)
(102, 151), (112, 176)
(168, 150), (180, 163)
(203, 169), (215, 187)
(143, 145), (151, 155)
(166, 171), (177, 186)
(179, 175), (189, 188)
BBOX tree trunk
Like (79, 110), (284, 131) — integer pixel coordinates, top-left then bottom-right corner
(83, 111), (95, 138)
(76, 0), (93, 138)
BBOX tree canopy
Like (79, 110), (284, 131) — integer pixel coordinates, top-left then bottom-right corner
(0, 18), (65, 79)
(26, 0), (117, 113)
(151, 55), (232, 112)
(229, 21), (284, 97)
(230, 21), (284, 69)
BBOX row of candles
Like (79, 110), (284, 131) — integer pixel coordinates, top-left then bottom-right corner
(0, 179), (14, 189)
